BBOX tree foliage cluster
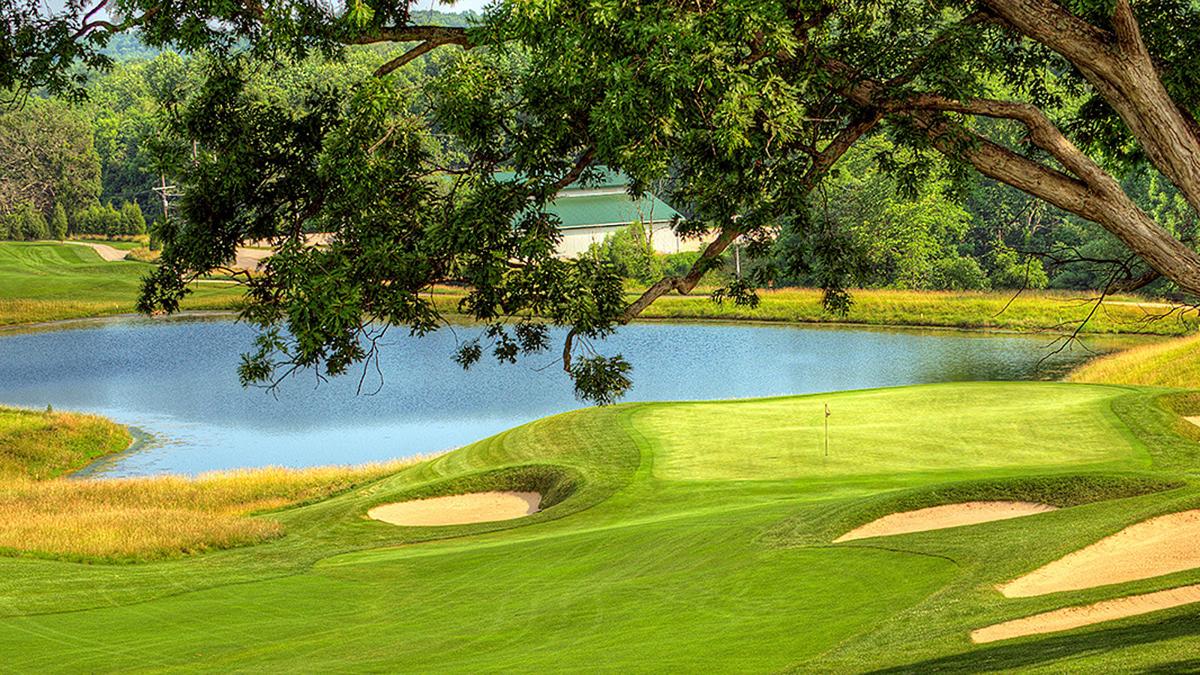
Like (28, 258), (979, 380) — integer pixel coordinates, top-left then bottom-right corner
(6, 0), (1200, 402)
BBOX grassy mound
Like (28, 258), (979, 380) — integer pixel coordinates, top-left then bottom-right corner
(1069, 331), (1200, 387)
(0, 241), (240, 325)
(0, 406), (131, 479)
(1, 382), (1199, 671)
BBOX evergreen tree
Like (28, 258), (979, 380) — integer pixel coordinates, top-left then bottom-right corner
(20, 204), (49, 240)
(120, 201), (147, 235)
(49, 203), (68, 240)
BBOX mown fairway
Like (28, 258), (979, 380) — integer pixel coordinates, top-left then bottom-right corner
(0, 242), (241, 325)
(2, 381), (1199, 671)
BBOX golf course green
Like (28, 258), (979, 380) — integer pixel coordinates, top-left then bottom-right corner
(2, 381), (1199, 671)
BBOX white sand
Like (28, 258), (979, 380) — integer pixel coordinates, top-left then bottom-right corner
(64, 240), (128, 262)
(367, 491), (541, 527)
(1185, 416), (1200, 428)
(234, 247), (273, 271)
(834, 501), (1057, 543)
(972, 583), (1200, 643)
(1001, 509), (1200, 597)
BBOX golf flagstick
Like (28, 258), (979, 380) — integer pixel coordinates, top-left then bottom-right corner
(824, 403), (830, 458)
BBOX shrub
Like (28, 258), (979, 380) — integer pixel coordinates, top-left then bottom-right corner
(74, 202), (146, 237)
(990, 246), (1050, 289)
(20, 204), (49, 240)
(663, 251), (702, 277)
(124, 247), (160, 262)
(2, 203), (50, 241)
(587, 222), (663, 283)
(929, 255), (990, 291)
(120, 201), (147, 235)
(49, 203), (68, 240)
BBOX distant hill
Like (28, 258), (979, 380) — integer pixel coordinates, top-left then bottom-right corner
(99, 32), (160, 61)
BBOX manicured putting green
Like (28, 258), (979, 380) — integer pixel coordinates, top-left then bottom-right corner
(634, 382), (1147, 480)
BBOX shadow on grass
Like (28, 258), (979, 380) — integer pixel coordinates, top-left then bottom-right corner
(868, 610), (1200, 673)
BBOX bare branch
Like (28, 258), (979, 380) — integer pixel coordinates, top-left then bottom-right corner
(374, 35), (471, 77)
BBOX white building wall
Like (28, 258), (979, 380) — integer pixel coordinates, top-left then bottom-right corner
(556, 221), (708, 258)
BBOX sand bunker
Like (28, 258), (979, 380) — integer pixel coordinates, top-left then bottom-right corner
(972, 583), (1200, 643)
(367, 491), (541, 527)
(834, 502), (1057, 543)
(1185, 416), (1200, 428)
(1001, 509), (1200, 597)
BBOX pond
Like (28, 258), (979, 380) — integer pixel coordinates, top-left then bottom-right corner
(0, 317), (1140, 477)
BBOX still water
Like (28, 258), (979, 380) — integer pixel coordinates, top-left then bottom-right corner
(0, 318), (1136, 477)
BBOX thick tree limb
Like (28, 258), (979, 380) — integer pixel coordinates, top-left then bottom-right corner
(1111, 269), (1161, 293)
(614, 110), (883, 328)
(373, 35), (470, 77)
(980, 0), (1200, 217)
(351, 25), (470, 46)
(822, 58), (1200, 296)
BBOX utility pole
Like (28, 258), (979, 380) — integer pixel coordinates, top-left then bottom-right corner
(153, 175), (172, 223)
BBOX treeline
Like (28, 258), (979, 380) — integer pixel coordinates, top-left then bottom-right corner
(1, 23), (467, 244)
(592, 132), (1193, 296)
(3, 26), (1191, 294)
(0, 96), (149, 241)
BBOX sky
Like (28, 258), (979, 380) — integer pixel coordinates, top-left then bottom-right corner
(43, 0), (495, 18)
(423, 0), (493, 12)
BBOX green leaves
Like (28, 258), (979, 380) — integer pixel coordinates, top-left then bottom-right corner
(568, 354), (633, 405)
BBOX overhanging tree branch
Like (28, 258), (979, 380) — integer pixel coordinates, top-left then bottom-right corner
(822, 58), (1200, 295)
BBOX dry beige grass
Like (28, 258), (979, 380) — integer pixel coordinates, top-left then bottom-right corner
(0, 461), (425, 560)
(1068, 332), (1200, 388)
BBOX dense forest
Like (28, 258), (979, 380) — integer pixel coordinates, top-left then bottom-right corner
(0, 11), (1192, 295)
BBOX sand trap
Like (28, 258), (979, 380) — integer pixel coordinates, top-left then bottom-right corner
(1001, 509), (1200, 597)
(972, 583), (1200, 643)
(367, 491), (541, 527)
(1185, 416), (1200, 429)
(834, 502), (1057, 543)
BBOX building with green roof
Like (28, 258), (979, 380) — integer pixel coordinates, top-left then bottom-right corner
(498, 167), (696, 257)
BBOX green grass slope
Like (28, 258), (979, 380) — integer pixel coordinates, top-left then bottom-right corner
(0, 406), (130, 479)
(0, 241), (240, 325)
(0, 382), (1199, 672)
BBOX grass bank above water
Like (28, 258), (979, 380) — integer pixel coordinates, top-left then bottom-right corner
(629, 287), (1199, 336)
(0, 402), (426, 561)
(0, 241), (241, 326)
(3, 241), (1196, 338)
(0, 406), (130, 480)
(1070, 332), (1200, 387)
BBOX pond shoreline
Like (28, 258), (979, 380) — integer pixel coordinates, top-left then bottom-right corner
(0, 308), (1178, 345)
(0, 317), (1147, 478)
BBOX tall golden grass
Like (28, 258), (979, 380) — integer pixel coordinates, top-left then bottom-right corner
(0, 461), (425, 561)
(1068, 332), (1200, 388)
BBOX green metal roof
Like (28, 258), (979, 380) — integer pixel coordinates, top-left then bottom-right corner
(496, 166), (680, 229)
(545, 192), (679, 230)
